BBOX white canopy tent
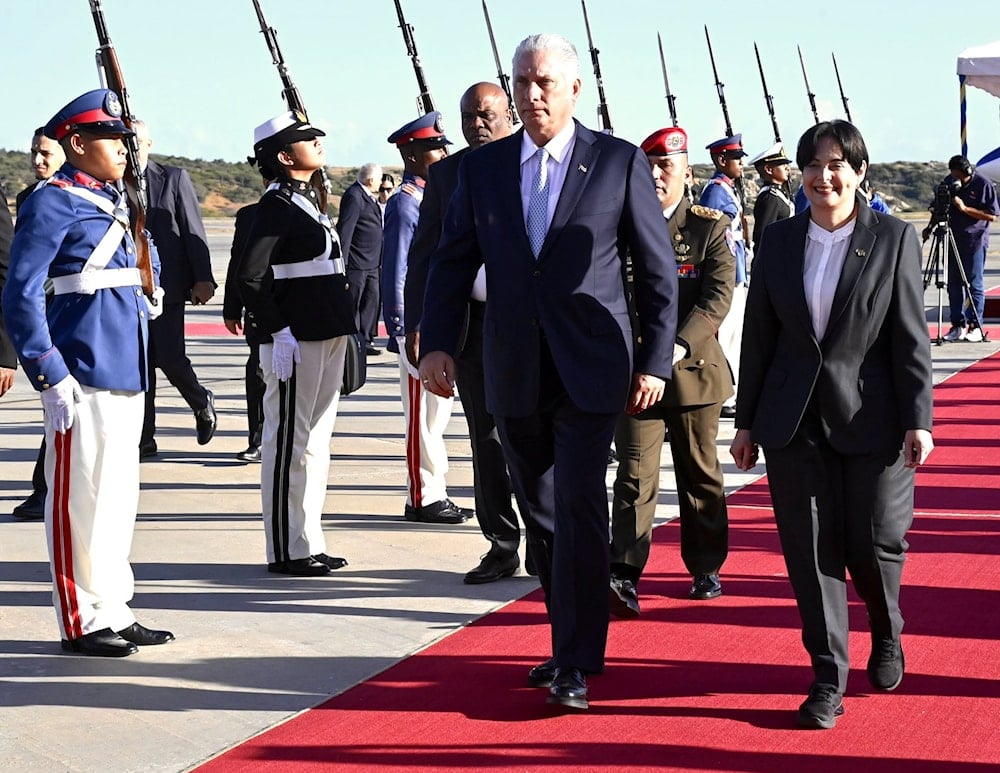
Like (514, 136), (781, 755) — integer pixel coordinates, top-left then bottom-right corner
(956, 42), (1000, 170)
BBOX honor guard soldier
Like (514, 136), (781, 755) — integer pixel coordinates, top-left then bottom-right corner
(382, 112), (471, 525)
(699, 134), (749, 419)
(749, 142), (793, 253)
(237, 111), (354, 576)
(610, 126), (736, 612)
(2, 89), (175, 657)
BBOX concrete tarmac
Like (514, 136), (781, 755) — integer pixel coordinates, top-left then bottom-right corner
(1, 219), (997, 772)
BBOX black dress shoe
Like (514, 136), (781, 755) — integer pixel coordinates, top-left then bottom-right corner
(195, 390), (217, 445)
(720, 405), (737, 419)
(365, 346), (382, 356)
(236, 446), (262, 463)
(268, 557), (331, 576)
(117, 622), (175, 646)
(444, 499), (474, 520)
(404, 499), (468, 524)
(867, 636), (904, 691)
(312, 553), (349, 570)
(527, 658), (556, 688)
(464, 548), (519, 584)
(609, 576), (640, 618)
(690, 573), (722, 599)
(12, 490), (45, 520)
(796, 683), (844, 729)
(61, 628), (138, 658)
(547, 667), (589, 710)
(139, 440), (158, 460)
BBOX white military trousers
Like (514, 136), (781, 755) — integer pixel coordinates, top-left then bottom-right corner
(718, 283), (748, 409)
(397, 353), (453, 509)
(260, 336), (348, 563)
(45, 386), (143, 641)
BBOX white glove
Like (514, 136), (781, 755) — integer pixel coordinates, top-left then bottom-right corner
(146, 286), (165, 321)
(271, 326), (301, 382)
(40, 374), (83, 434)
(397, 336), (420, 379)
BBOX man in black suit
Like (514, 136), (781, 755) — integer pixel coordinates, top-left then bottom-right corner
(336, 163), (384, 356)
(135, 120), (217, 457)
(404, 81), (523, 584)
(419, 33), (678, 710)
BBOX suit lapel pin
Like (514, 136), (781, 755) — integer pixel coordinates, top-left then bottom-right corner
(855, 248), (867, 257)
(578, 164), (588, 173)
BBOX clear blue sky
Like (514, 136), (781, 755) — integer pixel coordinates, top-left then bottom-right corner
(2, 0), (998, 168)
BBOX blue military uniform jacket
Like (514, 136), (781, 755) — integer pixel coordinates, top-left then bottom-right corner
(699, 172), (748, 286)
(381, 171), (423, 353)
(2, 164), (160, 392)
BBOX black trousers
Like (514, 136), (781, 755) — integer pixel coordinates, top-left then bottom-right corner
(244, 341), (265, 448)
(347, 268), (380, 345)
(496, 339), (616, 674)
(142, 302), (210, 445)
(764, 411), (914, 692)
(454, 302), (521, 555)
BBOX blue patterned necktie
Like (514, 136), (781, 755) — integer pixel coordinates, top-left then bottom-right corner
(526, 147), (550, 258)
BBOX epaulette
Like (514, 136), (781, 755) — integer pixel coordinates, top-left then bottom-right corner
(690, 204), (724, 221)
(47, 178), (72, 189)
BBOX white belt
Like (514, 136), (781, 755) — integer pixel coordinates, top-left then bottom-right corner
(272, 258), (345, 280)
(50, 268), (143, 296)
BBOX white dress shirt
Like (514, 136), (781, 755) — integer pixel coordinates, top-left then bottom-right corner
(803, 217), (856, 340)
(519, 120), (577, 235)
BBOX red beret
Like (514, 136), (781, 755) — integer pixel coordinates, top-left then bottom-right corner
(640, 126), (688, 156)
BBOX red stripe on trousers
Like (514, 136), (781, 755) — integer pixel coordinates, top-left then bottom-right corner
(52, 428), (83, 640)
(406, 374), (422, 509)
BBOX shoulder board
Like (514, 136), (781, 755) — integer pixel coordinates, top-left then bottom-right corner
(270, 185), (295, 204)
(689, 204), (724, 221)
(46, 178), (72, 189)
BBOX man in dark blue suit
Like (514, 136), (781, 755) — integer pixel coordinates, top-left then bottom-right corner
(134, 120), (217, 457)
(419, 33), (678, 710)
(336, 163), (384, 355)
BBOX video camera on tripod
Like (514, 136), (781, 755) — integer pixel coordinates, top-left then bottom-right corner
(929, 178), (961, 224)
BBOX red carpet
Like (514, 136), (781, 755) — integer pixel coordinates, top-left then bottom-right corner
(199, 357), (1000, 772)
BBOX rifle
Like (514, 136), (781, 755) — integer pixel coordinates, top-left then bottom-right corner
(393, 0), (435, 114)
(798, 45), (820, 124)
(657, 32), (678, 127)
(481, 0), (518, 125)
(704, 26), (748, 219)
(251, 0), (331, 206)
(754, 43), (781, 143)
(88, 0), (153, 298)
(832, 52), (853, 123)
(580, 0), (612, 133)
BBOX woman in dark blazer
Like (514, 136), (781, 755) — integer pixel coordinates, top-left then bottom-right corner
(730, 121), (933, 729)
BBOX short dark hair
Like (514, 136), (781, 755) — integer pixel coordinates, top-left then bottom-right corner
(948, 155), (973, 176)
(795, 120), (868, 173)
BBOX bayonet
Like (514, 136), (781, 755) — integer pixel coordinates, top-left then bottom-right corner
(393, 0), (436, 115)
(481, 0), (518, 124)
(832, 52), (853, 123)
(581, 0), (612, 133)
(657, 32), (678, 127)
(754, 42), (781, 142)
(798, 45), (820, 124)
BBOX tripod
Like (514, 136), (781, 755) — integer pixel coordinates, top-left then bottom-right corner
(922, 219), (987, 345)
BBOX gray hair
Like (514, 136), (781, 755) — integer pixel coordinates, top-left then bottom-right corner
(356, 162), (382, 184)
(512, 33), (580, 80)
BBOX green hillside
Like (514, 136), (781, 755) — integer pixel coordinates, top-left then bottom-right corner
(1, 147), (949, 218)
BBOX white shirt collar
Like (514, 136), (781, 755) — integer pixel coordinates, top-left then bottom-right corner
(520, 120), (577, 166)
(807, 217), (856, 244)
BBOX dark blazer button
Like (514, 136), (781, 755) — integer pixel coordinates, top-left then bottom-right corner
(533, 269), (541, 277)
